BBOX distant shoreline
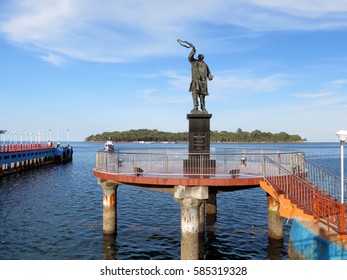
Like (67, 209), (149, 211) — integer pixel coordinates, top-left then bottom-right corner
(84, 140), (305, 144)
(84, 129), (305, 143)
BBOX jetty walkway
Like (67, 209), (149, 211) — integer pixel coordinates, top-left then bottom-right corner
(0, 143), (73, 176)
(93, 147), (347, 259)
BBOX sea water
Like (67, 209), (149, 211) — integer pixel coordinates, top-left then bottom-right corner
(0, 142), (344, 260)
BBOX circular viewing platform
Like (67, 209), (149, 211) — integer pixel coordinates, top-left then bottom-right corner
(93, 147), (347, 259)
(93, 148), (305, 189)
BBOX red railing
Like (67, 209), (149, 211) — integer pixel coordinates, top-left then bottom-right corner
(0, 143), (54, 152)
(263, 156), (346, 234)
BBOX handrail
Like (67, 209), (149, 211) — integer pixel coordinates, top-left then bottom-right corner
(262, 156), (346, 234)
(0, 144), (54, 152)
(297, 154), (346, 203)
(95, 149), (305, 178)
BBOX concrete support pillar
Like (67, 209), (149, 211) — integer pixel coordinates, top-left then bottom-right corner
(180, 197), (201, 260)
(174, 185), (208, 260)
(206, 188), (217, 223)
(98, 179), (119, 235)
(267, 194), (283, 240)
(199, 201), (205, 234)
(199, 201), (206, 259)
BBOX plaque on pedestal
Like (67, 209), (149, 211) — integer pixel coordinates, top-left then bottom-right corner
(184, 114), (215, 176)
(186, 114), (212, 154)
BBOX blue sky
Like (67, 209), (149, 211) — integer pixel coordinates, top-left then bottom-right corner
(1, 0), (347, 142)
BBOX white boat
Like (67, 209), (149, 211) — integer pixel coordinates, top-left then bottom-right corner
(104, 140), (115, 152)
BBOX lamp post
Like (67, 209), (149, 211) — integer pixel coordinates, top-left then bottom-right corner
(336, 130), (347, 204)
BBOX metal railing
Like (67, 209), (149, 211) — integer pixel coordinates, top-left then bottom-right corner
(297, 154), (345, 203)
(0, 144), (53, 152)
(262, 156), (346, 234)
(95, 148), (305, 179)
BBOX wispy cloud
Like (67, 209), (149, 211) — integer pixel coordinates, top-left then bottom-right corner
(136, 70), (289, 105)
(212, 73), (287, 94)
(294, 91), (333, 98)
(249, 0), (347, 17)
(161, 70), (288, 98)
(163, 71), (190, 91)
(331, 79), (347, 87)
(39, 53), (66, 66)
(1, 0), (347, 65)
(137, 88), (189, 104)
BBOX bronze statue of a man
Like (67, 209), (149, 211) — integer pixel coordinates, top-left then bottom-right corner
(188, 44), (213, 113)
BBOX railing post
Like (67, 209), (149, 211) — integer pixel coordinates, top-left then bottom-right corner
(290, 153), (293, 173)
(96, 152), (99, 171)
(105, 151), (108, 173)
(261, 155), (266, 177)
(165, 153), (169, 175)
(132, 154), (135, 174)
(117, 150), (120, 173)
(340, 203), (346, 234)
(200, 153), (203, 178)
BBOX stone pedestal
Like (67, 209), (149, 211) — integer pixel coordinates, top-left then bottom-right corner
(187, 114), (212, 153)
(184, 114), (215, 176)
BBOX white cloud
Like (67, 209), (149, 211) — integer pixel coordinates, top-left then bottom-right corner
(1, 0), (347, 65)
(331, 79), (347, 87)
(212, 73), (286, 94)
(137, 69), (289, 105)
(160, 70), (287, 100)
(249, 0), (347, 16)
(39, 53), (66, 66)
(291, 92), (347, 112)
(137, 88), (189, 104)
(163, 71), (190, 91)
(294, 91), (333, 98)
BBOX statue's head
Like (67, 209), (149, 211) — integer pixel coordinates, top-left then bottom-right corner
(198, 54), (204, 61)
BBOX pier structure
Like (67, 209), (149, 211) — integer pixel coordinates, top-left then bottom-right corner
(0, 130), (73, 176)
(93, 113), (347, 259)
(94, 146), (298, 259)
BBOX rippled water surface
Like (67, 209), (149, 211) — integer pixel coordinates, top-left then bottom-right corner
(0, 142), (344, 260)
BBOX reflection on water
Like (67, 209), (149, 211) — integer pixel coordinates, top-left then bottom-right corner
(0, 142), (343, 259)
(267, 238), (285, 260)
(103, 233), (118, 260)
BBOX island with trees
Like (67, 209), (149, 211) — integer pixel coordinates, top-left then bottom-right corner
(85, 128), (305, 143)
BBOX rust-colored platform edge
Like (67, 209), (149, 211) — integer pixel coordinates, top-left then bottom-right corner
(93, 169), (261, 187)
